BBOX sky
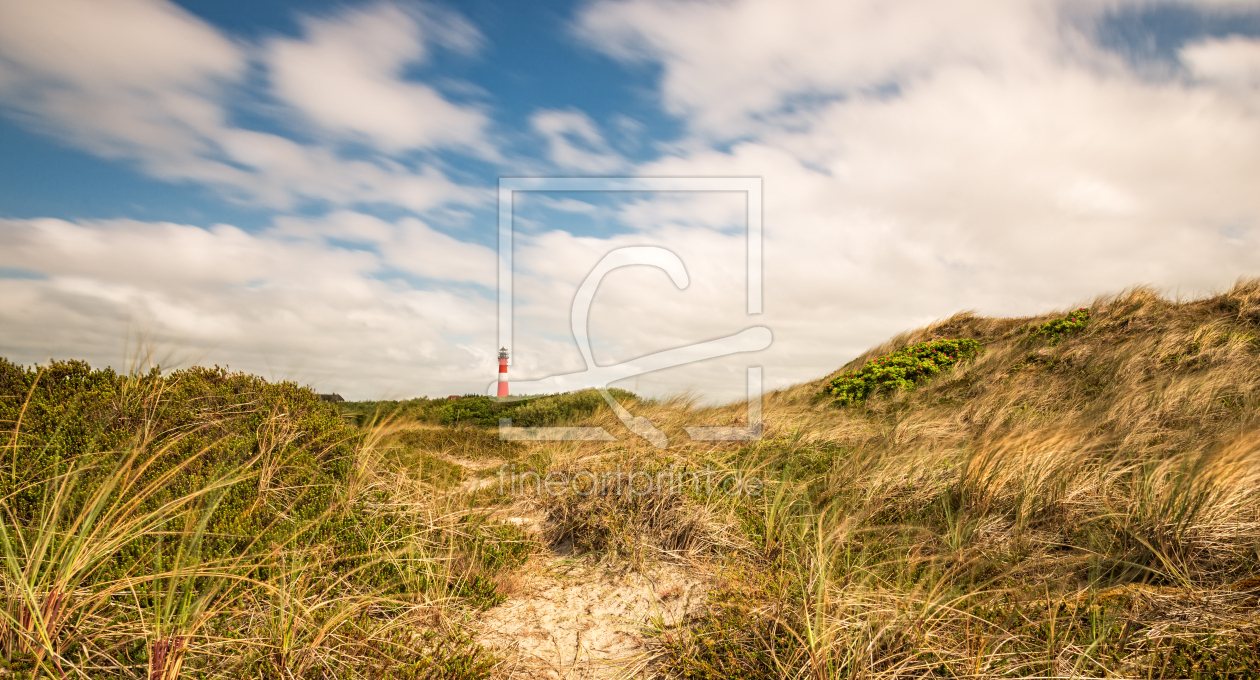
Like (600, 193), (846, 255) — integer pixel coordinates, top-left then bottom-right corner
(2, 0), (1260, 402)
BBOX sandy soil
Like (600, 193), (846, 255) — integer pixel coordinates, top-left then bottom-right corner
(476, 556), (709, 679)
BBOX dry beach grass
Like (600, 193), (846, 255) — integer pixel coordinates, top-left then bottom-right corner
(4, 280), (1260, 677)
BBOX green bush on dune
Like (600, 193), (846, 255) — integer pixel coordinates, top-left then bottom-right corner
(821, 338), (983, 405)
(1027, 307), (1091, 344)
(507, 388), (636, 427)
(818, 309), (1092, 407)
(0, 358), (356, 567)
(0, 358), (516, 677)
(344, 387), (638, 429)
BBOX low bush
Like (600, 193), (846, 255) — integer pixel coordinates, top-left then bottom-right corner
(508, 388), (636, 427)
(345, 388), (638, 429)
(1028, 307), (1091, 344)
(0, 358), (517, 678)
(820, 339), (983, 405)
(0, 358), (357, 572)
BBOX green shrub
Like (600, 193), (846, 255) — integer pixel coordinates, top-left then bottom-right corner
(340, 397), (447, 426)
(0, 359), (358, 572)
(1028, 307), (1091, 344)
(821, 339), (983, 405)
(0, 358), (524, 675)
(1156, 632), (1260, 678)
(509, 388), (635, 427)
(347, 388), (639, 429)
(438, 397), (497, 427)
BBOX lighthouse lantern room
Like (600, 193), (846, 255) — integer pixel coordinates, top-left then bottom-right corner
(497, 348), (509, 397)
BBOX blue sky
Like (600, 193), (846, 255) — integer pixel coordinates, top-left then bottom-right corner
(2, 0), (1260, 400)
(0, 0), (676, 231)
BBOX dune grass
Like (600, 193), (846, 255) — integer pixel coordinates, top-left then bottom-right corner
(474, 280), (1260, 678)
(641, 282), (1260, 679)
(4, 279), (1260, 678)
(0, 361), (528, 678)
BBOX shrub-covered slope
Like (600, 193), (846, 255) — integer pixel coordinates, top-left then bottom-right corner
(0, 360), (355, 562)
(5, 280), (1260, 679)
(340, 387), (638, 428)
(653, 282), (1260, 679)
(0, 360), (522, 678)
(808, 283), (1260, 459)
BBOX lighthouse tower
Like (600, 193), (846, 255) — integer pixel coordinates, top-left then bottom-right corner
(497, 347), (509, 397)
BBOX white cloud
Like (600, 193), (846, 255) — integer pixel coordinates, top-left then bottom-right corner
(0, 0), (242, 93)
(1057, 176), (1139, 217)
(0, 217), (376, 290)
(530, 196), (601, 214)
(213, 129), (483, 211)
(0, 0), (241, 158)
(1182, 35), (1260, 88)
(274, 210), (497, 287)
(0, 215), (497, 398)
(267, 2), (491, 153)
(6, 0), (1260, 405)
(530, 109), (626, 172)
(575, 0), (1056, 137)
(0, 0), (486, 212)
(547, 0), (1260, 397)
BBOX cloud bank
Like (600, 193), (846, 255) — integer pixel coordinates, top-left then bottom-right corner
(2, 0), (1260, 402)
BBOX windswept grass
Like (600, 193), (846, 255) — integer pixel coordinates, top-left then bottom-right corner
(7, 278), (1260, 678)
(0, 361), (529, 678)
(647, 281), (1260, 679)
(480, 280), (1260, 678)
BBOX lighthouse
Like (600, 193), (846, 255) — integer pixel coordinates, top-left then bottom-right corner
(497, 347), (509, 397)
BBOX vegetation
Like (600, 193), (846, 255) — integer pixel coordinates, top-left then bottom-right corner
(339, 388), (638, 428)
(646, 283), (1260, 679)
(820, 338), (983, 405)
(0, 360), (522, 678)
(6, 279), (1260, 678)
(1027, 306), (1092, 344)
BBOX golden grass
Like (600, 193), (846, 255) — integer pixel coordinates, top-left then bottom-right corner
(500, 278), (1260, 678)
(6, 279), (1260, 678)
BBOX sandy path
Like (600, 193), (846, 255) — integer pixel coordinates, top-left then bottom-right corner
(476, 557), (708, 679)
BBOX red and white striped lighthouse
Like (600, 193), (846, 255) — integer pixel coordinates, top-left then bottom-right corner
(497, 347), (509, 397)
